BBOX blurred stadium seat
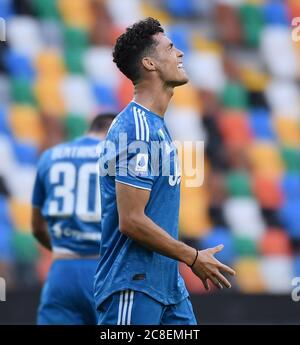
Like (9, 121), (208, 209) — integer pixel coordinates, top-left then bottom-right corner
(263, 0), (289, 26)
(200, 227), (235, 265)
(0, 0), (13, 20)
(239, 3), (264, 47)
(64, 114), (88, 140)
(281, 147), (300, 172)
(35, 50), (65, 79)
(234, 258), (266, 293)
(9, 198), (32, 233)
(280, 199), (300, 240)
(218, 110), (253, 148)
(249, 108), (276, 141)
(9, 105), (44, 145)
(259, 227), (292, 256)
(0, 108), (11, 135)
(4, 50), (35, 80)
(224, 197), (265, 240)
(225, 171), (251, 197)
(261, 256), (293, 293)
(252, 173), (283, 209)
(248, 141), (284, 177)
(282, 172), (300, 200)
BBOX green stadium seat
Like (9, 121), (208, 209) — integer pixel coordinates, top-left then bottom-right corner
(225, 171), (252, 197)
(234, 236), (258, 257)
(64, 48), (85, 74)
(32, 0), (60, 20)
(64, 114), (88, 140)
(11, 79), (36, 105)
(281, 147), (300, 172)
(63, 26), (89, 49)
(11, 230), (38, 264)
(221, 81), (248, 110)
(239, 4), (264, 47)
(63, 26), (88, 74)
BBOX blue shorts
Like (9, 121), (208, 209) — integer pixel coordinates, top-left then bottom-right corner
(96, 290), (197, 325)
(37, 258), (98, 325)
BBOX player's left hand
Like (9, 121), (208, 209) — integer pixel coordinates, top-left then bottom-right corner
(190, 244), (236, 290)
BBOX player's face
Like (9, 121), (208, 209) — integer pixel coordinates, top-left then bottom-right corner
(152, 32), (189, 87)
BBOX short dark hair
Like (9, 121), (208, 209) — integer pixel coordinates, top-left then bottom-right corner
(89, 113), (116, 132)
(112, 17), (164, 84)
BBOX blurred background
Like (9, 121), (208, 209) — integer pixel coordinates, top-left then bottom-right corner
(1, 0), (300, 324)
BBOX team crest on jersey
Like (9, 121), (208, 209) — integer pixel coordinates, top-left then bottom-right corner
(135, 153), (148, 173)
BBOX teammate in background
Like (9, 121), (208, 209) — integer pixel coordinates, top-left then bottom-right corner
(31, 113), (115, 325)
(94, 18), (236, 325)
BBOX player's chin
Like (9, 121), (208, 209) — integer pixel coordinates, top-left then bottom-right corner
(173, 76), (189, 87)
(167, 70), (189, 87)
(177, 70), (189, 85)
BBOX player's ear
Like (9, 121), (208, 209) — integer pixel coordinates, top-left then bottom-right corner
(141, 57), (156, 72)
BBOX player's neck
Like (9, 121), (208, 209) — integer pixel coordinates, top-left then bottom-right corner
(87, 131), (106, 140)
(133, 80), (174, 118)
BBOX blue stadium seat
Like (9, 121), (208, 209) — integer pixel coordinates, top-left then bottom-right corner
(279, 199), (300, 240)
(293, 255), (300, 277)
(249, 108), (275, 141)
(0, 108), (11, 135)
(0, 197), (13, 260)
(4, 50), (35, 80)
(11, 139), (38, 165)
(167, 25), (191, 53)
(163, 0), (194, 17)
(263, 0), (289, 26)
(0, 0), (13, 19)
(0, 223), (13, 260)
(282, 173), (300, 200)
(92, 83), (119, 110)
(0, 195), (11, 226)
(199, 227), (235, 265)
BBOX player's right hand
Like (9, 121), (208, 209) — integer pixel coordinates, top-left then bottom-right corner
(190, 244), (236, 290)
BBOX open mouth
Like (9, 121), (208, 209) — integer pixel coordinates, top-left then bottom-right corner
(177, 62), (184, 69)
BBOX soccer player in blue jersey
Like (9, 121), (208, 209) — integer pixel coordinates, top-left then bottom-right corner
(31, 113), (115, 325)
(94, 18), (236, 325)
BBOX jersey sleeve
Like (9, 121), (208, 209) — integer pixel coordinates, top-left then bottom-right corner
(115, 138), (158, 191)
(31, 152), (47, 208)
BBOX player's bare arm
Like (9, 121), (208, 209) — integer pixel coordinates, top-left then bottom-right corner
(116, 182), (235, 290)
(31, 207), (52, 251)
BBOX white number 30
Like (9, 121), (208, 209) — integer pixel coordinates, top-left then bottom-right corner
(48, 162), (101, 222)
